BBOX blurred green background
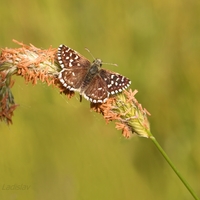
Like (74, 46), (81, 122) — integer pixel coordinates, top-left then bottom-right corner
(1, 0), (200, 199)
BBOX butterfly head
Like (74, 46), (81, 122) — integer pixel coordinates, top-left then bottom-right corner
(89, 59), (103, 75)
(92, 58), (102, 68)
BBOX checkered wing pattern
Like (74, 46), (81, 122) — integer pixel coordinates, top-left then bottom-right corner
(58, 45), (90, 91)
(83, 69), (131, 103)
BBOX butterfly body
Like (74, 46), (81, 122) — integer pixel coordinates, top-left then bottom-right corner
(80, 59), (102, 91)
(57, 45), (131, 103)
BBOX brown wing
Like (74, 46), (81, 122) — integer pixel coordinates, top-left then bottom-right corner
(99, 69), (131, 94)
(57, 45), (91, 90)
(82, 74), (109, 103)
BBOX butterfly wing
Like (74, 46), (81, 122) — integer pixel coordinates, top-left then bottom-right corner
(99, 69), (131, 94)
(82, 69), (131, 103)
(83, 74), (109, 103)
(57, 45), (91, 90)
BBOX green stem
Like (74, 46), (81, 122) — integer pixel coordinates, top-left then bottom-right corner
(147, 130), (199, 200)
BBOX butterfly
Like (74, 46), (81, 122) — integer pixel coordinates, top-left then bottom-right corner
(57, 45), (131, 103)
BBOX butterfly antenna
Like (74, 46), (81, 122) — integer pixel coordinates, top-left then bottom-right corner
(85, 47), (118, 67)
(85, 47), (96, 60)
(102, 62), (118, 67)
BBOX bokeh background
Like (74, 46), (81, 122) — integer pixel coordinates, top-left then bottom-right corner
(1, 0), (200, 199)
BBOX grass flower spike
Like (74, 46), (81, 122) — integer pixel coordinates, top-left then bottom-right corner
(0, 40), (199, 199)
(91, 89), (151, 138)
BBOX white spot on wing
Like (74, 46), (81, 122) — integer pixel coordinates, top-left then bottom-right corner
(111, 91), (115, 95)
(111, 74), (115, 79)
